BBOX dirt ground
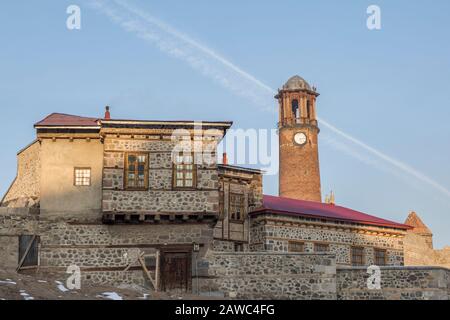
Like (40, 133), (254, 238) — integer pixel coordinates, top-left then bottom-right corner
(0, 270), (210, 300)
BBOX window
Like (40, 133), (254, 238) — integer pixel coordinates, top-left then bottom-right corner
(288, 241), (304, 253)
(306, 100), (311, 119)
(351, 247), (365, 266)
(291, 99), (299, 119)
(74, 168), (91, 186)
(374, 249), (387, 266)
(125, 153), (149, 190)
(314, 243), (330, 252)
(234, 243), (244, 252)
(173, 153), (196, 189)
(229, 193), (244, 221)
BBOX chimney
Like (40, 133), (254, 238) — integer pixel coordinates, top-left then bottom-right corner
(222, 152), (228, 165)
(104, 106), (111, 119)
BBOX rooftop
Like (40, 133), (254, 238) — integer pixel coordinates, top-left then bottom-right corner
(34, 113), (100, 128)
(251, 195), (412, 230)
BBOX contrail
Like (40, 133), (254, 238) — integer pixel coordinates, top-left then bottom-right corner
(90, 0), (450, 199)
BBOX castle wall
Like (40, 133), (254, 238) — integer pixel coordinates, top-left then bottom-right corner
(2, 140), (40, 207)
(198, 252), (337, 299)
(404, 232), (450, 269)
(250, 214), (405, 266)
(337, 266), (450, 300)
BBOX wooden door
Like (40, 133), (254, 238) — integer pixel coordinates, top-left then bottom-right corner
(19, 235), (39, 267)
(161, 251), (191, 292)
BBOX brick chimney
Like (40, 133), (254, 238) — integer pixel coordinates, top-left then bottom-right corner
(222, 153), (228, 165)
(104, 106), (111, 119)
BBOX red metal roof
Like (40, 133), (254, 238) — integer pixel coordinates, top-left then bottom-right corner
(251, 195), (411, 230)
(34, 113), (100, 127)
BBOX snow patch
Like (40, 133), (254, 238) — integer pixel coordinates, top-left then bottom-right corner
(0, 280), (17, 285)
(19, 290), (34, 301)
(55, 280), (69, 292)
(97, 292), (123, 300)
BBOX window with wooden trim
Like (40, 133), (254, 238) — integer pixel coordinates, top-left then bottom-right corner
(229, 193), (244, 221)
(374, 249), (387, 266)
(314, 243), (330, 252)
(74, 168), (91, 186)
(288, 241), (304, 253)
(173, 153), (196, 189)
(124, 153), (149, 190)
(351, 246), (365, 266)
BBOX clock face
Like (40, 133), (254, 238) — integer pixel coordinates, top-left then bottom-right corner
(294, 132), (307, 145)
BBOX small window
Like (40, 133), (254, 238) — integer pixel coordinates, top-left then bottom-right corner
(74, 168), (91, 186)
(234, 243), (244, 252)
(288, 241), (304, 253)
(351, 246), (365, 266)
(125, 153), (149, 190)
(173, 153), (196, 189)
(306, 100), (311, 119)
(314, 243), (330, 252)
(291, 99), (299, 119)
(374, 249), (387, 266)
(229, 193), (244, 221)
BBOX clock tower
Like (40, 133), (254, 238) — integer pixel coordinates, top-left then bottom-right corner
(276, 75), (322, 202)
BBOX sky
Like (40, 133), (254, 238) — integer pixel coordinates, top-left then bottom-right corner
(0, 0), (449, 247)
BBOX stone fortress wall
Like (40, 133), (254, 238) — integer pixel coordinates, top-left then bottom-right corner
(1, 140), (40, 207)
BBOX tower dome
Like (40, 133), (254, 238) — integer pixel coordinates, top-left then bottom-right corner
(282, 75), (312, 91)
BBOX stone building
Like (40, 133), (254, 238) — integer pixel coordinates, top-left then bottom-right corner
(1, 75), (449, 299)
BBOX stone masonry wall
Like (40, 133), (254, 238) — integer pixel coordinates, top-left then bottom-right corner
(199, 252), (337, 299)
(250, 214), (405, 266)
(337, 266), (450, 300)
(102, 136), (219, 214)
(2, 141), (40, 207)
(0, 210), (213, 286)
(404, 232), (450, 269)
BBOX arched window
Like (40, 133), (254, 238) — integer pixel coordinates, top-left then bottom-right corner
(306, 100), (311, 119)
(292, 99), (299, 119)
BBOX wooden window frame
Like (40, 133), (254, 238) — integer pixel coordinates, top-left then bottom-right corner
(374, 249), (387, 266)
(351, 246), (365, 266)
(288, 241), (305, 253)
(74, 167), (91, 186)
(172, 153), (197, 190)
(229, 192), (245, 222)
(124, 152), (149, 191)
(314, 242), (330, 253)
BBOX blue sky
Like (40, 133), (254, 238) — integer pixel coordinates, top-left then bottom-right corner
(0, 1), (449, 247)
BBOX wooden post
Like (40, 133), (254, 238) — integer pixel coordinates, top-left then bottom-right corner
(155, 250), (160, 292)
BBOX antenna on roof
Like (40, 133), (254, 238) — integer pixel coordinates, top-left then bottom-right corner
(104, 106), (111, 120)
